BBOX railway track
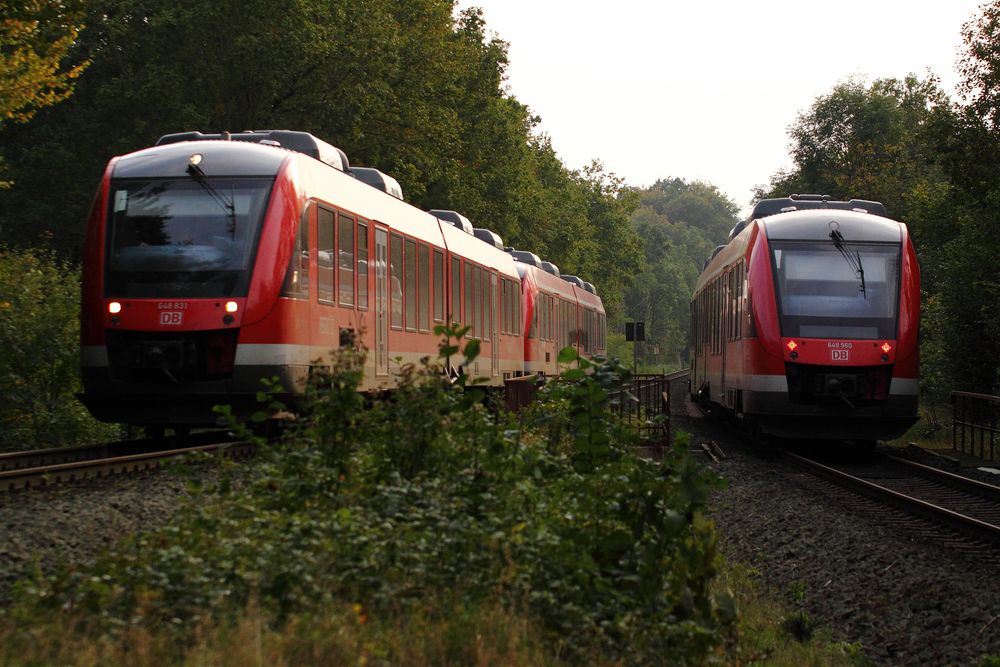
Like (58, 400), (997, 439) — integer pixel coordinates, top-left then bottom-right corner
(785, 450), (1000, 550)
(0, 431), (254, 492)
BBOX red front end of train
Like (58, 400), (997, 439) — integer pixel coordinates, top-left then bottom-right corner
(690, 196), (920, 441)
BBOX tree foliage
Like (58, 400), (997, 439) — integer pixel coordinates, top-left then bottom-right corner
(622, 178), (733, 369)
(0, 248), (119, 448)
(0, 0), (87, 123)
(0, 0), (88, 189)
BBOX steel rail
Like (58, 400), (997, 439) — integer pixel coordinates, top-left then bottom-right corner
(785, 452), (1000, 546)
(884, 454), (1000, 500)
(0, 438), (253, 492)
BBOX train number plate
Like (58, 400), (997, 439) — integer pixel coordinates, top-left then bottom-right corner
(159, 311), (184, 326)
(830, 349), (849, 361)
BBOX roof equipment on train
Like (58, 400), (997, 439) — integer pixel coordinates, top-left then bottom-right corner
(351, 167), (403, 200)
(728, 220), (748, 241)
(509, 249), (542, 266)
(583, 281), (596, 294)
(155, 130), (350, 171)
(540, 261), (560, 277)
(751, 194), (887, 220)
(473, 228), (504, 250)
(428, 209), (474, 234)
(561, 274), (585, 288)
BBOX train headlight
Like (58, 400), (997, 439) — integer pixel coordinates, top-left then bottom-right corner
(880, 342), (892, 354)
(108, 301), (122, 314)
(786, 340), (798, 352)
(225, 301), (239, 313)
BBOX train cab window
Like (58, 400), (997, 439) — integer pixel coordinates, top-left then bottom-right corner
(433, 250), (444, 322)
(418, 244), (430, 332)
(107, 177), (272, 299)
(405, 239), (417, 331)
(390, 233), (403, 329)
(317, 206), (335, 304)
(451, 256), (461, 325)
(281, 204), (311, 299)
(771, 241), (901, 339)
(339, 215), (355, 307)
(357, 222), (369, 310)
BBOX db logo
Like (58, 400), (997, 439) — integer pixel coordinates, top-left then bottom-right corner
(159, 311), (183, 326)
(831, 349), (849, 362)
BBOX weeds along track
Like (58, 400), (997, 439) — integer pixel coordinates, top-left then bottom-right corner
(0, 432), (253, 492)
(784, 450), (1000, 559)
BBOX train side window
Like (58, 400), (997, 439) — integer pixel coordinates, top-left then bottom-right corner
(507, 279), (514, 334)
(479, 267), (487, 341)
(405, 239), (417, 332)
(451, 256), (461, 325)
(474, 266), (480, 338)
(433, 249), (444, 323)
(540, 294), (546, 341)
(339, 214), (355, 307)
(464, 261), (475, 337)
(281, 203), (311, 299)
(317, 206), (335, 304)
(544, 295), (550, 342)
(478, 266), (485, 339)
(357, 222), (368, 310)
(390, 233), (403, 329)
(418, 244), (430, 332)
(483, 270), (491, 342)
(500, 279), (508, 334)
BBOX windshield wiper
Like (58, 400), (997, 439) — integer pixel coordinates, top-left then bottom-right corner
(829, 228), (867, 299)
(187, 163), (237, 239)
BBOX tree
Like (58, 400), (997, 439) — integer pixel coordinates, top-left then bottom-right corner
(624, 178), (733, 368)
(0, 0), (87, 188)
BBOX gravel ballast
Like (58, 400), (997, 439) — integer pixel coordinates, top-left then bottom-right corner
(674, 399), (1000, 666)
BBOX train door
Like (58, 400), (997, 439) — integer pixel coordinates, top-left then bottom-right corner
(698, 289), (709, 392)
(720, 270), (729, 403)
(491, 271), (499, 376)
(375, 227), (389, 377)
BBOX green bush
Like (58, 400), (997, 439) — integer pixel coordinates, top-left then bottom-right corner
(0, 247), (120, 449)
(8, 326), (729, 665)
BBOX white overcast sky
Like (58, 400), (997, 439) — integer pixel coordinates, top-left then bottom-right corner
(455, 0), (986, 215)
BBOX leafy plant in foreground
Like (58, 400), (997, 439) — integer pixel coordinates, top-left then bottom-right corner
(6, 331), (730, 665)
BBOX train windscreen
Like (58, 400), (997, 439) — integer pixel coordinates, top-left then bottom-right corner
(105, 178), (273, 298)
(771, 241), (900, 339)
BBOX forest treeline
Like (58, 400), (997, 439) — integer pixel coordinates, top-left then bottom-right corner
(2, 0), (1000, 397)
(0, 0), (639, 321)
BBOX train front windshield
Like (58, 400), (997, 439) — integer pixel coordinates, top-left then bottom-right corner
(771, 241), (901, 339)
(106, 178), (273, 298)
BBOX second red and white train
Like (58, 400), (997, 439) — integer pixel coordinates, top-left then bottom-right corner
(690, 194), (920, 442)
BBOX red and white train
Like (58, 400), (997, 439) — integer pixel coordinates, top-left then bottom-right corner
(689, 195), (919, 441)
(79, 130), (607, 427)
